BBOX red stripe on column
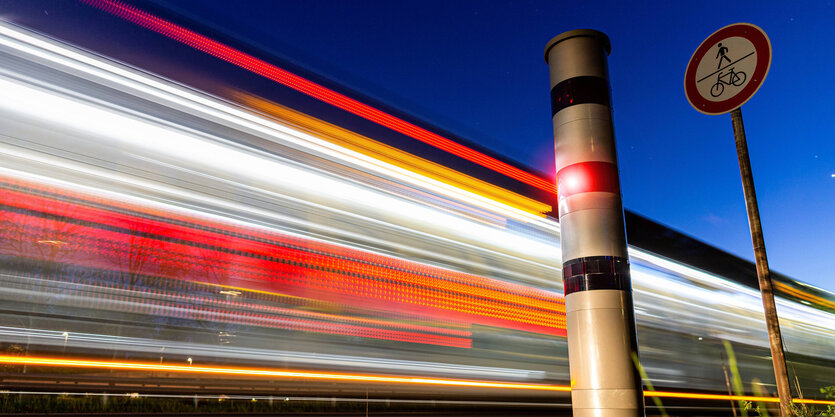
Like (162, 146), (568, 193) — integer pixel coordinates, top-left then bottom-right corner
(556, 161), (619, 199)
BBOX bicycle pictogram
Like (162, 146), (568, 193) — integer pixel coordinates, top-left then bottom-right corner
(710, 67), (747, 97)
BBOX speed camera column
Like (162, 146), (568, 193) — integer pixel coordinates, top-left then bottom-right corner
(544, 30), (644, 417)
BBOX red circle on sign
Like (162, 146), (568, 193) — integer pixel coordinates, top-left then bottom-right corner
(685, 23), (771, 115)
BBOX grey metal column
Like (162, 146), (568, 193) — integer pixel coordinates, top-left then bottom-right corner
(544, 30), (644, 417)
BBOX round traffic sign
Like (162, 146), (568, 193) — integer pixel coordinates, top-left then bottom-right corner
(685, 23), (771, 115)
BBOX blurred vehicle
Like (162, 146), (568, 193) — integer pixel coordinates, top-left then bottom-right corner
(0, 13), (831, 411)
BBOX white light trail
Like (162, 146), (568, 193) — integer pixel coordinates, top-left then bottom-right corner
(0, 22), (556, 228)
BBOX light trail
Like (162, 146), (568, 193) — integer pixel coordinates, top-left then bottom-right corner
(774, 281), (835, 311)
(0, 355), (571, 392)
(0, 22), (554, 228)
(80, 0), (558, 195)
(0, 173), (566, 337)
(0, 326), (544, 381)
(236, 93), (552, 217)
(2, 355), (833, 405)
(645, 391), (835, 405)
(0, 28), (561, 252)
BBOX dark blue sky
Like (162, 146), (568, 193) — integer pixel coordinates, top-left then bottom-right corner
(148, 0), (832, 291)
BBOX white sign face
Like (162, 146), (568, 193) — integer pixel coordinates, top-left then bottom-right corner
(685, 23), (771, 115)
(694, 36), (757, 101)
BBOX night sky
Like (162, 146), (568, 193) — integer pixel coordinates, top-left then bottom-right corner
(25, 1), (835, 291)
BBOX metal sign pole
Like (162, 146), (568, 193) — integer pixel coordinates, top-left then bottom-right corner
(685, 23), (789, 416)
(730, 107), (793, 417)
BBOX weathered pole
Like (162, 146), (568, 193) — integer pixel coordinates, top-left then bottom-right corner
(731, 108), (793, 417)
(545, 30), (644, 417)
(684, 22), (788, 417)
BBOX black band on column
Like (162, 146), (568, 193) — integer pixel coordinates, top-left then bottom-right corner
(550, 76), (610, 116)
(562, 256), (631, 295)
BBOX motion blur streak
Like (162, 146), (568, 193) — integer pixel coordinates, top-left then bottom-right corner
(80, 0), (557, 194)
(645, 391), (835, 406)
(0, 36), (560, 257)
(236, 93), (552, 217)
(3, 356), (834, 406)
(0, 356), (571, 392)
(0, 174), (565, 338)
(774, 281), (835, 310)
(0, 23), (550, 228)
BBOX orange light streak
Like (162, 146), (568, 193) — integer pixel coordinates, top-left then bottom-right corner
(3, 355), (833, 405)
(645, 391), (835, 405)
(236, 93), (551, 216)
(0, 355), (569, 392)
(774, 281), (835, 310)
(646, 390), (781, 402)
(793, 399), (835, 405)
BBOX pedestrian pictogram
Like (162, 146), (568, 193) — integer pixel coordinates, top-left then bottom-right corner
(716, 43), (730, 68)
(684, 23), (771, 115)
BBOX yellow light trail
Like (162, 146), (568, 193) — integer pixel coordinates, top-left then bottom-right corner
(0, 355), (569, 392)
(236, 93), (552, 218)
(2, 355), (833, 405)
(774, 281), (835, 311)
(645, 390), (835, 405)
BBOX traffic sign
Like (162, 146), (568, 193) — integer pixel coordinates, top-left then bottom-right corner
(685, 23), (792, 416)
(685, 23), (771, 115)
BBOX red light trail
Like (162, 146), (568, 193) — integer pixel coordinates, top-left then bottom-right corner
(0, 175), (566, 346)
(80, 0), (557, 195)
